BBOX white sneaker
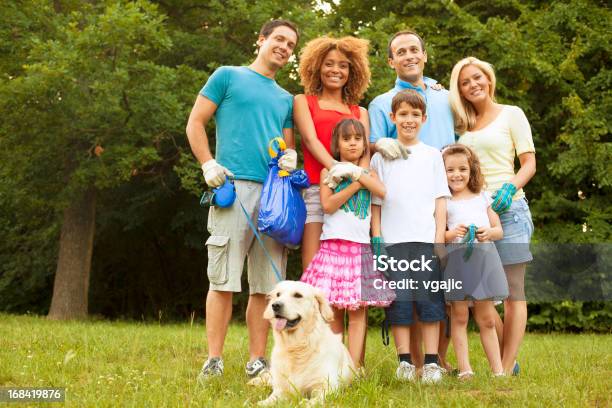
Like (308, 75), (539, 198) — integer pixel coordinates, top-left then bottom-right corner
(245, 357), (269, 378)
(395, 361), (416, 381)
(422, 363), (443, 384)
(197, 357), (224, 383)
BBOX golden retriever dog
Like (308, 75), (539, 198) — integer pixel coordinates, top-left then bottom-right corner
(258, 281), (355, 406)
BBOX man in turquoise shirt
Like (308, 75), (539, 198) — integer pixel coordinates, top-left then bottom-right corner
(369, 31), (455, 156)
(186, 19), (299, 382)
(199, 66), (294, 182)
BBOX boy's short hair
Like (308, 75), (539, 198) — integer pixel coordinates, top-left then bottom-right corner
(259, 19), (299, 43)
(391, 90), (427, 115)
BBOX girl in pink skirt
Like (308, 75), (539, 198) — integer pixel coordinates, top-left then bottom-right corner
(301, 118), (395, 367)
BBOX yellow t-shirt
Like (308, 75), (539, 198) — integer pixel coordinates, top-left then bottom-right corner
(458, 105), (535, 200)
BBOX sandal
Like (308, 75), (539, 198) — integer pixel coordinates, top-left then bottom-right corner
(457, 370), (474, 381)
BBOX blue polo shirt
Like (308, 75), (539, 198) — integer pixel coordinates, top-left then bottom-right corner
(201, 66), (293, 183)
(368, 77), (455, 150)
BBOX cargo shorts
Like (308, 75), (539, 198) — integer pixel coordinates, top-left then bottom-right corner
(205, 180), (287, 294)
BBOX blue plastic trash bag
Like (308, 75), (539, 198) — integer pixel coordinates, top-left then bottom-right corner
(258, 154), (310, 247)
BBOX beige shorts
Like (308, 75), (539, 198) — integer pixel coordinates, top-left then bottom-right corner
(205, 180), (287, 294)
(303, 185), (324, 224)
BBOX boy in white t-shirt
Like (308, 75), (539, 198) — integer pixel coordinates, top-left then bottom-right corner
(371, 90), (450, 383)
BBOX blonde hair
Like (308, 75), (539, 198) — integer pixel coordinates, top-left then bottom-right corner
(298, 36), (370, 105)
(449, 57), (497, 135)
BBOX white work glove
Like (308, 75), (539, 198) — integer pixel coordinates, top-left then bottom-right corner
(323, 162), (364, 189)
(375, 138), (410, 160)
(201, 159), (234, 188)
(278, 148), (297, 171)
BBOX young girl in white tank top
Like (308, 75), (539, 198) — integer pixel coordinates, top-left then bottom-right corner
(442, 144), (508, 379)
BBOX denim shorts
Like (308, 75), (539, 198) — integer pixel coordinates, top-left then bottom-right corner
(383, 242), (446, 325)
(495, 197), (534, 266)
(385, 299), (447, 325)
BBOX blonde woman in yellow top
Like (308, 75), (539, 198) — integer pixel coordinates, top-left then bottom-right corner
(449, 57), (536, 376)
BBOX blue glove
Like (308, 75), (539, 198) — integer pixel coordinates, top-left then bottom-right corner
(491, 182), (517, 214)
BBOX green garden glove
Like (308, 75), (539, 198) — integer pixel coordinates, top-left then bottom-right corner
(491, 182), (517, 214)
(371, 236), (390, 278)
(460, 224), (478, 261)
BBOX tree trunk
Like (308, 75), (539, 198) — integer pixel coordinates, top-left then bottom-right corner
(48, 188), (97, 320)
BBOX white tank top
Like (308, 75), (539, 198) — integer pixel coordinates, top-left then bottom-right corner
(446, 192), (492, 243)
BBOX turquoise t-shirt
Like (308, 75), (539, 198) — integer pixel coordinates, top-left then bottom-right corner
(368, 77), (455, 150)
(200, 66), (293, 183)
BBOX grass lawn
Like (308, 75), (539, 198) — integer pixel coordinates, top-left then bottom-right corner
(0, 313), (610, 407)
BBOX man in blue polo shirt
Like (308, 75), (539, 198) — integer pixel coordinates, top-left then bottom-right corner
(186, 19), (299, 382)
(369, 31), (454, 157)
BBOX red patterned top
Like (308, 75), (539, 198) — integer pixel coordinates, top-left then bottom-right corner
(302, 95), (361, 184)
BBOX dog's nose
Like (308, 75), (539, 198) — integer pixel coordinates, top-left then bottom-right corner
(271, 302), (282, 312)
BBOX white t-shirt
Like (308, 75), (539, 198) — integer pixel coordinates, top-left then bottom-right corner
(447, 192), (492, 243)
(320, 199), (371, 244)
(371, 142), (451, 243)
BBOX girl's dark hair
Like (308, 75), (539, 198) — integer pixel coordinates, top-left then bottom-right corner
(441, 144), (485, 193)
(330, 118), (368, 161)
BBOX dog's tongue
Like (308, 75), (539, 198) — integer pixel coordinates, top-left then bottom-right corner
(274, 318), (287, 331)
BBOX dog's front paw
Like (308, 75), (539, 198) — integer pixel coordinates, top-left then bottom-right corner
(257, 393), (280, 406)
(248, 371), (272, 387)
(304, 388), (327, 407)
(304, 397), (324, 407)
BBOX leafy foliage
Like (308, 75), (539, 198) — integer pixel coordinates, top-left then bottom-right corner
(0, 0), (609, 329)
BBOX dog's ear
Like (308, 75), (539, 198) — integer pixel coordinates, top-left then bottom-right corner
(314, 289), (334, 322)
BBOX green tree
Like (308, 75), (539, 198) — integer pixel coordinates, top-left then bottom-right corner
(0, 0), (196, 319)
(332, 0), (611, 242)
(0, 0), (608, 329)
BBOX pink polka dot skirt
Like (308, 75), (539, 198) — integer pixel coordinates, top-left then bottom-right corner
(301, 239), (395, 310)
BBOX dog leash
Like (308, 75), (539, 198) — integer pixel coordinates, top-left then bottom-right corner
(235, 193), (284, 283)
(382, 319), (390, 346)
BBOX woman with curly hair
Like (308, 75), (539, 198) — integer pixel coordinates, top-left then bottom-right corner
(296, 36), (371, 267)
(294, 36), (372, 364)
